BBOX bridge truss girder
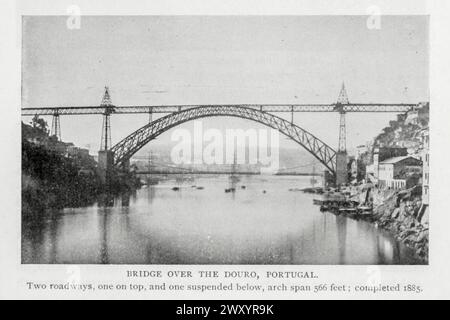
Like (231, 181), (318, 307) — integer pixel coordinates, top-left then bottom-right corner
(20, 103), (415, 116)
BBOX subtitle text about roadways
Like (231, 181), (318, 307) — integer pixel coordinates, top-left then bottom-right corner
(24, 269), (424, 299)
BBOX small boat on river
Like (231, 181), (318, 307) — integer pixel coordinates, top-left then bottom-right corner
(313, 191), (347, 206)
(357, 205), (373, 217)
(339, 207), (358, 218)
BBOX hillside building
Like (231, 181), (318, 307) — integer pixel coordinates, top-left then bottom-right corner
(421, 130), (429, 205)
(372, 147), (408, 180)
(378, 156), (422, 189)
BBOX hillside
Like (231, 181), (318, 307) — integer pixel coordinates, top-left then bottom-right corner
(374, 103), (429, 151)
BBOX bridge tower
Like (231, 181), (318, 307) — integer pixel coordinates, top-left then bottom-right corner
(100, 86), (113, 150)
(335, 83), (349, 186)
(50, 109), (61, 140)
(98, 86), (116, 184)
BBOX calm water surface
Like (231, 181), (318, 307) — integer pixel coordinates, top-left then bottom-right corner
(22, 175), (421, 264)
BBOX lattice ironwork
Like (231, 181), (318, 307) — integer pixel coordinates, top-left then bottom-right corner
(337, 83), (350, 105)
(336, 83), (348, 153)
(21, 103), (416, 116)
(101, 86), (113, 107)
(110, 105), (338, 174)
(338, 112), (346, 153)
(100, 113), (112, 151)
(100, 87), (114, 150)
(50, 111), (61, 140)
(342, 104), (416, 112)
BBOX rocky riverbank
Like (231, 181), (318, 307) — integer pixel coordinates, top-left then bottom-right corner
(304, 184), (429, 263)
(369, 186), (428, 263)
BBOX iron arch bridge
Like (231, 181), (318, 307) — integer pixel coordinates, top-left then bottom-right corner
(110, 105), (338, 175)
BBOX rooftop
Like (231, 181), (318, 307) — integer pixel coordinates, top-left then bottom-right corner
(380, 156), (421, 165)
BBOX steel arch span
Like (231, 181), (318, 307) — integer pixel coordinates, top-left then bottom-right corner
(110, 105), (337, 174)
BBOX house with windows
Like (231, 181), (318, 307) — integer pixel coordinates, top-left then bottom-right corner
(378, 156), (422, 190)
(418, 129), (430, 223)
(421, 129), (429, 205)
(373, 147), (408, 179)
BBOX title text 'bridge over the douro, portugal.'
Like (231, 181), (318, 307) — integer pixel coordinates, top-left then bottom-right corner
(21, 84), (422, 186)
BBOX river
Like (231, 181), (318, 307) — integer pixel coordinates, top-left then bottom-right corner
(22, 175), (422, 264)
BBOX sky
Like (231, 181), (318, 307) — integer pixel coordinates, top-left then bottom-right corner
(22, 15), (429, 158)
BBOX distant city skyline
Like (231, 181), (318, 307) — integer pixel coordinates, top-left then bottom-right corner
(22, 15), (429, 156)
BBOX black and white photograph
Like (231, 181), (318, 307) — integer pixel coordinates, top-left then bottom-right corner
(4, 0), (450, 304)
(20, 15), (430, 265)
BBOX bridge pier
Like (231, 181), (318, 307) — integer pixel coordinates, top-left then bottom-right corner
(335, 151), (348, 186)
(323, 170), (335, 188)
(121, 158), (130, 171)
(98, 150), (115, 184)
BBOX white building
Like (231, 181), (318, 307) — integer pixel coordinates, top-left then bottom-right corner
(378, 156), (422, 190)
(372, 147), (408, 180)
(421, 130), (429, 205)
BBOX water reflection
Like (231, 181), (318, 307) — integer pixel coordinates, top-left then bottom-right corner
(22, 175), (423, 265)
(146, 186), (156, 204)
(99, 211), (109, 264)
(98, 194), (115, 207)
(121, 193), (130, 207)
(336, 216), (347, 264)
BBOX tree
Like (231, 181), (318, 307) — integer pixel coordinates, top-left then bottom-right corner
(31, 115), (48, 135)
